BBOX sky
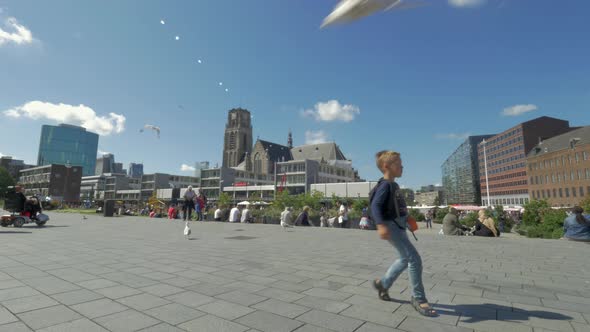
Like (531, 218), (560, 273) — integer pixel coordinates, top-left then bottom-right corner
(1, 0), (589, 190)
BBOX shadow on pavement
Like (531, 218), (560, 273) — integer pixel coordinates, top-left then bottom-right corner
(0, 230), (33, 234)
(434, 303), (572, 323)
(25, 225), (70, 229)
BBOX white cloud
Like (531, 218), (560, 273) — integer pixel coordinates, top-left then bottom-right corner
(3, 101), (126, 136)
(448, 0), (487, 8)
(180, 164), (196, 172)
(303, 100), (360, 122)
(97, 149), (110, 156)
(305, 130), (329, 144)
(0, 17), (33, 46)
(435, 132), (471, 140)
(502, 104), (538, 117)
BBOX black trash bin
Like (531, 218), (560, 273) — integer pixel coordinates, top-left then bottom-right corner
(103, 200), (115, 217)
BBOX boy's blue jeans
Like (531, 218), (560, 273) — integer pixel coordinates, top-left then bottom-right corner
(380, 216), (427, 303)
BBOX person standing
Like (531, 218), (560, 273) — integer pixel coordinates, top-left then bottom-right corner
(182, 186), (196, 221)
(338, 202), (349, 228)
(425, 209), (433, 229)
(370, 150), (436, 317)
(229, 205), (241, 223)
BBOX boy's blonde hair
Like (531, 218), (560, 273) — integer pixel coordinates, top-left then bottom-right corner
(375, 150), (400, 172)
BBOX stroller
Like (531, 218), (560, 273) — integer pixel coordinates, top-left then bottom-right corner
(1, 190), (49, 228)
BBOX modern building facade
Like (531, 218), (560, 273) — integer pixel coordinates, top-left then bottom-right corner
(37, 124), (99, 176)
(527, 126), (590, 207)
(477, 116), (572, 206)
(442, 135), (494, 205)
(0, 156), (34, 182)
(128, 163), (144, 179)
(19, 164), (82, 202)
(95, 153), (115, 175)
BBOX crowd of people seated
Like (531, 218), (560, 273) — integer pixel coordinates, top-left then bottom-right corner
(442, 208), (499, 237)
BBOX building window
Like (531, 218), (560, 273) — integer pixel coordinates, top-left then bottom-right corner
(552, 174), (556, 183)
(565, 188), (570, 197)
(559, 188), (563, 197)
(576, 153), (580, 163)
(571, 172), (575, 181)
(580, 187), (585, 197)
(556, 158), (560, 167)
(553, 189), (557, 198)
(584, 151), (589, 161)
(578, 170), (583, 180)
(573, 187), (577, 197)
(586, 168), (590, 179)
(546, 175), (549, 184)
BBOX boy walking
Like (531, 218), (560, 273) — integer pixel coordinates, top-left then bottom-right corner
(370, 150), (436, 317)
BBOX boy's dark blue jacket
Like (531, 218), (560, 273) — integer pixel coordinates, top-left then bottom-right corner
(370, 178), (408, 226)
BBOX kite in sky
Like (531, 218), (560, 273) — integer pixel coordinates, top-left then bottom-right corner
(140, 124), (161, 139)
(321, 0), (425, 28)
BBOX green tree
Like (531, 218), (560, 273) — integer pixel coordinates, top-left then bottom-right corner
(433, 196), (441, 206)
(274, 190), (296, 209)
(522, 199), (550, 226)
(0, 166), (15, 199)
(247, 191), (261, 202)
(409, 209), (425, 221)
(579, 197), (590, 213)
(217, 192), (232, 208)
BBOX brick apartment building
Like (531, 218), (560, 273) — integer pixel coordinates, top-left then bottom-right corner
(477, 116), (572, 206)
(527, 126), (590, 207)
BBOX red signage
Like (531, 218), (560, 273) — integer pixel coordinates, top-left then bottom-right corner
(235, 182), (248, 187)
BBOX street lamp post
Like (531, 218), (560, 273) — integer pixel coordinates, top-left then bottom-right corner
(482, 139), (491, 207)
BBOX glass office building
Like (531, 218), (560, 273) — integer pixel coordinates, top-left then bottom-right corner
(442, 135), (494, 205)
(37, 124), (99, 176)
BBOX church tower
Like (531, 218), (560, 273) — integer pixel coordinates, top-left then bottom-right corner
(288, 129), (293, 149)
(222, 108), (253, 168)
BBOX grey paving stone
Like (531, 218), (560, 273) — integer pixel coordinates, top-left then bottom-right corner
(70, 298), (129, 319)
(0, 279), (25, 290)
(162, 276), (200, 288)
(343, 294), (401, 313)
(498, 310), (575, 332)
(355, 322), (406, 332)
(51, 289), (103, 306)
(302, 288), (352, 301)
(556, 293), (590, 306)
(457, 316), (533, 332)
(225, 281), (268, 293)
(0, 322), (33, 332)
(140, 283), (185, 297)
(93, 285), (143, 299)
(48, 268), (97, 283)
(0, 286), (40, 301)
(166, 291), (216, 308)
(253, 298), (311, 319)
(76, 278), (120, 290)
(0, 306), (18, 325)
(300, 280), (347, 291)
(255, 287), (306, 303)
(20, 276), (80, 295)
(296, 309), (364, 332)
(95, 309), (161, 332)
(36, 318), (109, 332)
(291, 324), (336, 332)
(145, 303), (206, 325)
(138, 323), (186, 332)
(197, 299), (255, 320)
(143, 271), (176, 281)
(184, 282), (236, 296)
(541, 298), (590, 314)
(398, 316), (473, 332)
(271, 280), (313, 292)
(116, 293), (170, 311)
(235, 310), (304, 332)
(2, 294), (59, 313)
(571, 322), (590, 332)
(16, 304), (82, 330)
(295, 295), (351, 314)
(339, 304), (405, 328)
(178, 314), (250, 332)
(216, 290), (268, 306)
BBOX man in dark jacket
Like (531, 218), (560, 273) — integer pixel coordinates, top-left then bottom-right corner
(442, 208), (469, 236)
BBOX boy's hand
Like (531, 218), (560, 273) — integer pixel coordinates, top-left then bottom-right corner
(377, 224), (390, 240)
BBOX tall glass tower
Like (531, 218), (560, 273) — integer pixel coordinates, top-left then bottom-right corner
(37, 124), (99, 176)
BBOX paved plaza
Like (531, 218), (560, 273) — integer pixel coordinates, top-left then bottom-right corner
(0, 211), (589, 332)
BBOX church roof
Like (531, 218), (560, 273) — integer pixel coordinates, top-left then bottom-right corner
(257, 140), (293, 162)
(291, 142), (347, 161)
